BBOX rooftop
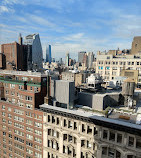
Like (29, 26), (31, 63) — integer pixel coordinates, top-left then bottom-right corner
(0, 70), (47, 77)
(40, 104), (141, 135)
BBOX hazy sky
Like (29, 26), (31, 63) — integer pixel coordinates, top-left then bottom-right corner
(0, 0), (141, 60)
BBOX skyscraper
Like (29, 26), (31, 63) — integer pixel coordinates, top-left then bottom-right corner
(46, 45), (52, 64)
(24, 33), (43, 71)
(87, 52), (94, 69)
(78, 51), (86, 64)
(66, 52), (69, 67)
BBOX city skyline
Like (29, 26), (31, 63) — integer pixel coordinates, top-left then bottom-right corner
(1, 0), (141, 60)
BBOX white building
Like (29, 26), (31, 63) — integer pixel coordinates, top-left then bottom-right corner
(96, 52), (141, 85)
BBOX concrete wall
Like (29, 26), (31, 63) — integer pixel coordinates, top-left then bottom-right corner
(55, 80), (75, 105)
(79, 92), (120, 111)
(92, 95), (104, 111)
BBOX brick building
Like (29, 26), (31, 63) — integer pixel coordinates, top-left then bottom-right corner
(0, 42), (26, 70)
(0, 70), (47, 158)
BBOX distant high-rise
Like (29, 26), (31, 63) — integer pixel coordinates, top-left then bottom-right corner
(59, 58), (63, 65)
(46, 45), (52, 64)
(24, 33), (43, 71)
(78, 51), (86, 64)
(87, 52), (94, 69)
(66, 53), (69, 67)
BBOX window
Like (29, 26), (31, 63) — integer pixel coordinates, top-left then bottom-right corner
(136, 139), (141, 149)
(26, 127), (33, 133)
(2, 112), (5, 116)
(12, 98), (15, 103)
(26, 119), (33, 125)
(2, 118), (6, 123)
(8, 113), (12, 118)
(82, 124), (85, 132)
(34, 145), (42, 151)
(14, 129), (24, 137)
(26, 141), (33, 147)
(22, 77), (28, 81)
(26, 96), (32, 101)
(56, 117), (59, 124)
(14, 143), (24, 150)
(26, 112), (32, 117)
(3, 132), (6, 136)
(68, 121), (73, 128)
(94, 127), (98, 135)
(35, 152), (42, 158)
(5, 83), (8, 87)
(74, 122), (77, 130)
(103, 130), (108, 139)
(34, 122), (42, 128)
(35, 130), (42, 136)
(26, 134), (33, 140)
(63, 134), (67, 141)
(30, 87), (32, 90)
(19, 85), (22, 90)
(26, 148), (33, 155)
(14, 116), (24, 122)
(34, 87), (39, 92)
(14, 122), (24, 129)
(48, 115), (50, 122)
(52, 116), (55, 123)
(102, 147), (107, 155)
(10, 84), (15, 88)
(87, 126), (92, 134)
(5, 90), (9, 94)
(11, 91), (15, 96)
(34, 137), (42, 143)
(26, 104), (33, 109)
(14, 109), (24, 115)
(117, 133), (122, 143)
(2, 105), (5, 110)
(64, 119), (67, 127)
(128, 136), (134, 147)
(35, 114), (42, 120)
(8, 120), (12, 125)
(109, 131), (115, 141)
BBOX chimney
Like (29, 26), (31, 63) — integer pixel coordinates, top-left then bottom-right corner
(44, 75), (51, 104)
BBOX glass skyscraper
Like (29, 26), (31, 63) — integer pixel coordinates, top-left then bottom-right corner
(46, 45), (52, 64)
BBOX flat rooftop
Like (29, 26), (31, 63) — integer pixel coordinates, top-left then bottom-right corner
(0, 70), (47, 77)
(40, 104), (141, 136)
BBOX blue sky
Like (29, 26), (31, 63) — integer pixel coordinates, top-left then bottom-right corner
(0, 0), (141, 60)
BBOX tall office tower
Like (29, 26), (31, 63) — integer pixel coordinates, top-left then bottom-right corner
(66, 53), (69, 67)
(131, 36), (141, 55)
(83, 53), (88, 67)
(24, 34), (43, 71)
(0, 70), (47, 158)
(78, 51), (86, 64)
(87, 52), (94, 69)
(46, 45), (52, 64)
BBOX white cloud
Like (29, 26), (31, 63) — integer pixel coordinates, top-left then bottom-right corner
(0, 5), (14, 14)
(2, 0), (24, 5)
(27, 14), (55, 28)
(63, 33), (84, 41)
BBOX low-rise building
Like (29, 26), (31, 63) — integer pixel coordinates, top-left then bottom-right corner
(40, 104), (141, 158)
